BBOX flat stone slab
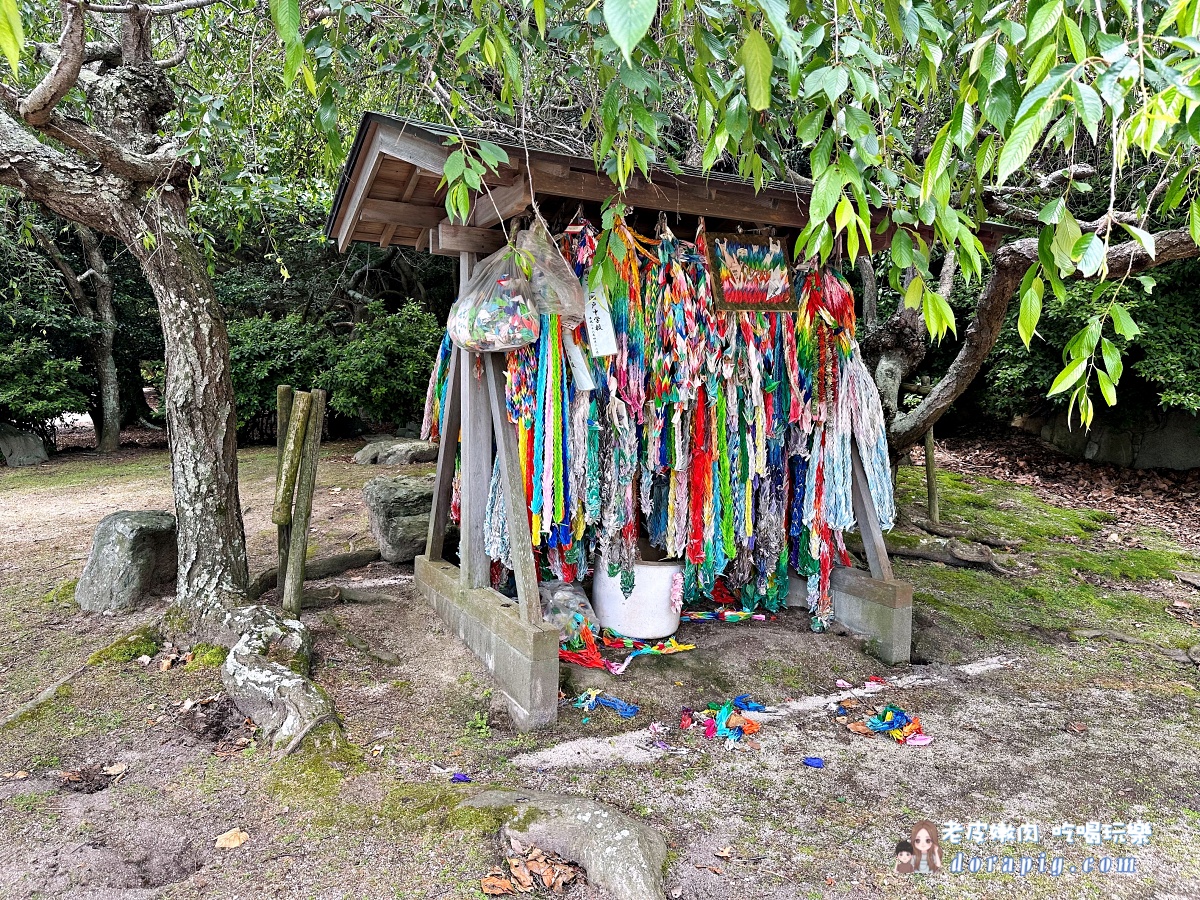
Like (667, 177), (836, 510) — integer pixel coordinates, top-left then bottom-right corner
(353, 438), (438, 466)
(462, 789), (667, 900)
(0, 422), (48, 467)
(76, 511), (177, 613)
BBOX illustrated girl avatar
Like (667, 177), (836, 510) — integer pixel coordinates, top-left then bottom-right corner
(893, 840), (916, 874)
(910, 820), (942, 873)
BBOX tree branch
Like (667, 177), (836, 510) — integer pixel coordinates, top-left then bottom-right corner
(18, 1), (86, 127)
(31, 219), (92, 317)
(0, 108), (119, 236)
(889, 226), (1200, 451)
(0, 83), (177, 182)
(80, 0), (226, 14)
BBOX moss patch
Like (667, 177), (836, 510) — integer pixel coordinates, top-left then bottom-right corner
(87, 625), (161, 666)
(893, 463), (1200, 653)
(184, 643), (228, 671)
(42, 578), (78, 605)
(264, 724), (365, 804)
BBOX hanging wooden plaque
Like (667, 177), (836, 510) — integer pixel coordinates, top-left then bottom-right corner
(706, 232), (794, 312)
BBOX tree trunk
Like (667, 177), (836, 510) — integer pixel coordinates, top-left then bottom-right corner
(119, 193), (248, 614)
(77, 225), (121, 453)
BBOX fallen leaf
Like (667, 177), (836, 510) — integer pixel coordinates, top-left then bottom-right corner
(2, 771), (29, 780)
(695, 864), (724, 875)
(158, 658), (172, 672)
(1065, 721), (1089, 735)
(101, 763), (127, 777)
(214, 828), (249, 849)
(481, 874), (515, 895)
(714, 846), (735, 860)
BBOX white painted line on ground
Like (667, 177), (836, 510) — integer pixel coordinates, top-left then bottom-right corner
(513, 656), (1017, 770)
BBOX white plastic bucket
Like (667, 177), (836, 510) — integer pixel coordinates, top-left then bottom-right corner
(592, 557), (683, 640)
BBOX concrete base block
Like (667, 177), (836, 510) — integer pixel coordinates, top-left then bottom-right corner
(415, 555), (560, 730)
(829, 566), (912, 665)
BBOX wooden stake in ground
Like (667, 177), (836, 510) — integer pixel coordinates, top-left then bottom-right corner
(272, 391), (312, 526)
(276, 385), (294, 582)
(281, 390), (326, 618)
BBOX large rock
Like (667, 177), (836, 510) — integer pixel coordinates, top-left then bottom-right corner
(76, 511), (177, 613)
(353, 438), (438, 466)
(363, 474), (435, 563)
(0, 422), (48, 467)
(461, 789), (668, 900)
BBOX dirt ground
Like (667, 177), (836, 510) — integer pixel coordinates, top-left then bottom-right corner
(1, 431), (1198, 900)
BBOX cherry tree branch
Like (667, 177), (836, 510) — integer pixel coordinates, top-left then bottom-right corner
(18, 1), (86, 126)
(889, 226), (1200, 452)
(0, 83), (178, 182)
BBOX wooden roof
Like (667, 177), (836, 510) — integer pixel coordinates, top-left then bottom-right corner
(325, 114), (1013, 256)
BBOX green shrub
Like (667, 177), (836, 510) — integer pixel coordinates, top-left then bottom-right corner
(323, 301), (443, 427)
(227, 313), (336, 442)
(226, 301), (443, 440)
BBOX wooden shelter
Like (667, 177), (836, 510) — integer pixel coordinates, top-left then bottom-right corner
(326, 115), (985, 730)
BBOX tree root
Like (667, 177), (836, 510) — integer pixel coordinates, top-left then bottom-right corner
(200, 604), (344, 754)
(1070, 628), (1199, 667)
(902, 508), (1024, 549)
(853, 538), (1022, 576)
(247, 549), (382, 601)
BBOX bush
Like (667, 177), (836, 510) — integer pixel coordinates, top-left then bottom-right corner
(971, 259), (1200, 425)
(227, 313), (335, 442)
(226, 301), (443, 441)
(323, 301), (443, 427)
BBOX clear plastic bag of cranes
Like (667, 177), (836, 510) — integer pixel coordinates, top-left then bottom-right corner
(447, 243), (539, 352)
(518, 222), (586, 326)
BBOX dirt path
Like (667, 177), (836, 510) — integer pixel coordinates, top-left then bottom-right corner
(1, 438), (1198, 899)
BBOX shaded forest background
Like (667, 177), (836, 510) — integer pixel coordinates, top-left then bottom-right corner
(4, 185), (1197, 454)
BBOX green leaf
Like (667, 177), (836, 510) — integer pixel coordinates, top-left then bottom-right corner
(903, 274), (925, 309)
(1025, 0), (1063, 47)
(1072, 81), (1103, 141)
(269, 0), (301, 45)
(604, 0), (657, 64)
(284, 39), (304, 88)
(891, 228), (913, 268)
(1072, 232), (1106, 277)
(1018, 276), (1044, 347)
(533, 0), (547, 37)
(995, 106), (1051, 186)
(924, 288), (957, 339)
(1110, 302), (1141, 339)
(1038, 197), (1065, 224)
(810, 165), (844, 223)
(443, 150), (465, 184)
(1064, 16), (1087, 62)
(0, 0), (22, 77)
(1048, 355), (1088, 396)
(882, 0), (905, 44)
(979, 40), (1007, 85)
(1190, 199), (1200, 246)
(1096, 369), (1117, 406)
(920, 123), (952, 203)
(476, 140), (510, 170)
(738, 29), (774, 111)
(1100, 336), (1123, 382)
(1119, 222), (1156, 259)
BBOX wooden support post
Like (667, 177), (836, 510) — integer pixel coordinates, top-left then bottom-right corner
(276, 385), (294, 584)
(282, 389), (326, 617)
(426, 345), (462, 561)
(921, 376), (939, 525)
(484, 353), (540, 624)
(850, 439), (894, 582)
(456, 252), (491, 590)
(272, 391), (312, 525)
